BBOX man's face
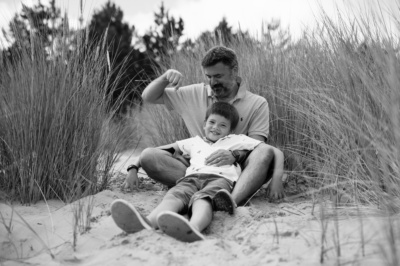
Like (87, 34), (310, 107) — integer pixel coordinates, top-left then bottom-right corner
(203, 114), (232, 142)
(203, 62), (238, 101)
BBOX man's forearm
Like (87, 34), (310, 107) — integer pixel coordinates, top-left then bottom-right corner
(141, 74), (169, 104)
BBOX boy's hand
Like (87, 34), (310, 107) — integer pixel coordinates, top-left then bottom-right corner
(123, 170), (139, 191)
(164, 69), (183, 89)
(205, 149), (235, 167)
(266, 177), (285, 200)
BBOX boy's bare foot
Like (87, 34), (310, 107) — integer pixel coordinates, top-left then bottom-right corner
(157, 211), (205, 242)
(111, 199), (152, 233)
(212, 189), (236, 215)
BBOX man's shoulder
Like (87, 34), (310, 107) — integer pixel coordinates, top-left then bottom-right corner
(244, 90), (268, 102)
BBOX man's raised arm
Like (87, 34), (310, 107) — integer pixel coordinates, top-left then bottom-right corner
(142, 69), (183, 104)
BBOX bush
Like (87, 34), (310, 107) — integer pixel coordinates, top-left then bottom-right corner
(0, 29), (122, 203)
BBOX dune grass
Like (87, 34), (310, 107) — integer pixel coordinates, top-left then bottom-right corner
(141, 4), (400, 264)
(149, 7), (400, 212)
(0, 27), (127, 204)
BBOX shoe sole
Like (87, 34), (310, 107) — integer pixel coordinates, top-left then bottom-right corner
(111, 199), (152, 233)
(157, 211), (205, 242)
(213, 189), (235, 215)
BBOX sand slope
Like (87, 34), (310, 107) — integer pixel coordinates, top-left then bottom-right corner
(0, 161), (393, 266)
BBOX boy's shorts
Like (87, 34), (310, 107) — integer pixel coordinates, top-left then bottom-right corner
(164, 174), (233, 215)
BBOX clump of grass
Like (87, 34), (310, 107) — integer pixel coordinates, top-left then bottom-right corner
(0, 25), (125, 203)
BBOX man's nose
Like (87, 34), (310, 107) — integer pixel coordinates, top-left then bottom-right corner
(210, 77), (218, 86)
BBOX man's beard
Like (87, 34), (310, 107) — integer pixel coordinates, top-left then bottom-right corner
(212, 84), (227, 96)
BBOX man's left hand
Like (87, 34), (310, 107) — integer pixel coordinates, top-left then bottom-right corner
(205, 149), (235, 166)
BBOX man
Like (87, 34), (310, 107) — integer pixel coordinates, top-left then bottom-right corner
(126, 46), (284, 206)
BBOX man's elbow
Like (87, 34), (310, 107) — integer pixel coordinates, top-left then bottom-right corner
(141, 90), (151, 103)
(141, 91), (158, 104)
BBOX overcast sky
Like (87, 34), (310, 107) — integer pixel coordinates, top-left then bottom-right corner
(0, 0), (398, 44)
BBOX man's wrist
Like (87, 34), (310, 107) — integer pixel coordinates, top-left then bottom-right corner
(231, 150), (250, 164)
(230, 150), (240, 163)
(127, 164), (139, 172)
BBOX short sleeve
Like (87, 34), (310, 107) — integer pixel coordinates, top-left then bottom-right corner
(162, 84), (205, 113)
(247, 101), (269, 140)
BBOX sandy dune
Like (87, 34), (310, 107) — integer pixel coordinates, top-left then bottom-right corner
(0, 151), (394, 265)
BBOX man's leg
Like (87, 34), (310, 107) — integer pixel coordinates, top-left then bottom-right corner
(140, 147), (187, 187)
(231, 143), (274, 205)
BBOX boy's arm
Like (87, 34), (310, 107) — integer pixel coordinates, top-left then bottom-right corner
(142, 69), (183, 104)
(205, 135), (265, 167)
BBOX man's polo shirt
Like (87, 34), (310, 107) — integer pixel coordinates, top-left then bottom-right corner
(162, 82), (269, 140)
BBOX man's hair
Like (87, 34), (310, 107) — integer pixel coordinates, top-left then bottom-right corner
(205, 102), (239, 131)
(201, 46), (239, 73)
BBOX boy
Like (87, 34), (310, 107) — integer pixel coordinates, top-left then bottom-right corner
(111, 102), (266, 242)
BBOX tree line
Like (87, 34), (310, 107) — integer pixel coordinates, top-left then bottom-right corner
(1, 0), (289, 113)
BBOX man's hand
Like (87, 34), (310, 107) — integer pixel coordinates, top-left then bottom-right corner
(266, 176), (285, 200)
(205, 149), (235, 167)
(123, 170), (139, 191)
(164, 69), (183, 89)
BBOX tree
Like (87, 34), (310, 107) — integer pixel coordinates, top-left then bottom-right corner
(189, 17), (252, 50)
(88, 1), (154, 111)
(262, 19), (291, 51)
(2, 0), (64, 50)
(142, 2), (184, 63)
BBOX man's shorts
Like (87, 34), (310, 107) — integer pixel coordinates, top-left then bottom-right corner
(164, 173), (233, 215)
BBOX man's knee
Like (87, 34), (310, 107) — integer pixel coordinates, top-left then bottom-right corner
(140, 147), (162, 170)
(248, 143), (274, 166)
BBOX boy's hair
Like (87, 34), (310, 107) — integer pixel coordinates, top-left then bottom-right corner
(205, 102), (239, 131)
(201, 46), (238, 74)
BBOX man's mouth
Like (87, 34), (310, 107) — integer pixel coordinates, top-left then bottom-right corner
(212, 84), (224, 92)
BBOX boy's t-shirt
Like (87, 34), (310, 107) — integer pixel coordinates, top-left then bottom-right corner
(176, 134), (262, 182)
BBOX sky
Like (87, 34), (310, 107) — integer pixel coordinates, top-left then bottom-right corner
(0, 0), (398, 45)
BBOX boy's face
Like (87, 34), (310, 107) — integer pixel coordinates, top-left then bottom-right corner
(203, 114), (232, 142)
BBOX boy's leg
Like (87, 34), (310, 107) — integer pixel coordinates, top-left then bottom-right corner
(189, 198), (213, 232)
(149, 176), (199, 228)
(147, 195), (185, 229)
(140, 147), (188, 187)
(230, 143), (275, 205)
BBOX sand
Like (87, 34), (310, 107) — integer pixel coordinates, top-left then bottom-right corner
(0, 150), (395, 266)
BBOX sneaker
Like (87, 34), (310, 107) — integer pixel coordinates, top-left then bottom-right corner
(111, 199), (152, 233)
(212, 189), (236, 215)
(157, 211), (205, 243)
